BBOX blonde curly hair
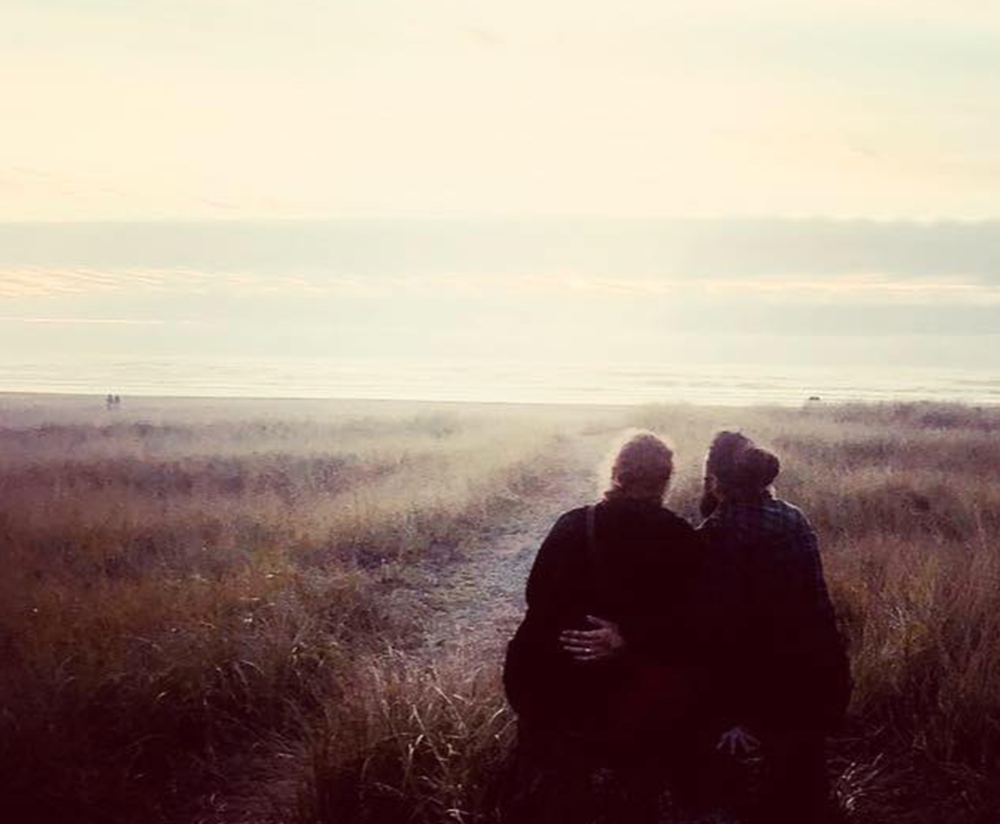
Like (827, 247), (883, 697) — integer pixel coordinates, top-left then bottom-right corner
(601, 430), (674, 503)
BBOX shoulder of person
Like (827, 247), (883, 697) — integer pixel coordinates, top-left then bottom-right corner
(771, 497), (815, 531)
(696, 505), (732, 533)
(525, 508), (590, 592)
(548, 506), (589, 540)
(656, 506), (698, 536)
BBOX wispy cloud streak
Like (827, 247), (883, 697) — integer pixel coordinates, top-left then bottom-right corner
(0, 316), (172, 326)
(3, 266), (1000, 306)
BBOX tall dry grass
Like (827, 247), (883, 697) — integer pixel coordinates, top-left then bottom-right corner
(297, 653), (514, 824)
(2, 397), (999, 823)
(0, 399), (575, 824)
(280, 402), (1000, 824)
(627, 402), (1000, 824)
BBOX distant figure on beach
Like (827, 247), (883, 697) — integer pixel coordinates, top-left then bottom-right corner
(697, 431), (852, 824)
(106, 393), (115, 411)
(503, 432), (707, 823)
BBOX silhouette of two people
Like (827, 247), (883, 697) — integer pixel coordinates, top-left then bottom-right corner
(504, 430), (850, 824)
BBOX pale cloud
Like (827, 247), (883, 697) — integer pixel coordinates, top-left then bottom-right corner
(3, 1), (1000, 220)
(0, 269), (181, 298)
(0, 268), (401, 299)
(3, 266), (998, 307)
(0, 316), (173, 326)
(490, 273), (1000, 305)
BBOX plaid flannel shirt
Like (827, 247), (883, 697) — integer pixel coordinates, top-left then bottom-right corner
(696, 492), (848, 730)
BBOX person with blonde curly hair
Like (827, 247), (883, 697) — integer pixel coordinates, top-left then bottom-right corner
(503, 430), (706, 823)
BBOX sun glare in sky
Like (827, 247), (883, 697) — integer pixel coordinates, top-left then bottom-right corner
(2, 0), (1000, 397)
(5, 0), (1000, 221)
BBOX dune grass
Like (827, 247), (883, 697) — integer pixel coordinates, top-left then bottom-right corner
(1, 396), (998, 823)
(628, 402), (1000, 824)
(0, 399), (574, 823)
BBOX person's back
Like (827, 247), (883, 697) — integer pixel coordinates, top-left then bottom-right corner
(697, 435), (850, 824)
(506, 496), (700, 740)
(700, 493), (847, 732)
(502, 431), (703, 824)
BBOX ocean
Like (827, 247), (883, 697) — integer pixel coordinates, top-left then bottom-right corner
(2, 356), (998, 407)
(3, 221), (1000, 407)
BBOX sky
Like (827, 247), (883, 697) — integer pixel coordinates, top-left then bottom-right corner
(6, 0), (1000, 220)
(2, 1), (999, 387)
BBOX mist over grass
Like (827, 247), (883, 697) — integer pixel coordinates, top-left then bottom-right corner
(0, 396), (998, 823)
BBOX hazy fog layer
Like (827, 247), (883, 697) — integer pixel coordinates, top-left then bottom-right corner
(0, 220), (998, 373)
(3, 2), (1000, 386)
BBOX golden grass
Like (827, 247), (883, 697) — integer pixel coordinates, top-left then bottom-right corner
(628, 402), (1000, 824)
(0, 399), (572, 824)
(1, 397), (998, 823)
(298, 653), (514, 824)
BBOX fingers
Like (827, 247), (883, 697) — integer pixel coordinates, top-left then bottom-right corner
(720, 737), (742, 756)
(560, 637), (608, 654)
(559, 632), (614, 663)
(559, 629), (605, 644)
(559, 636), (597, 647)
(560, 635), (607, 651)
(559, 623), (620, 664)
(561, 642), (598, 656)
(715, 729), (760, 757)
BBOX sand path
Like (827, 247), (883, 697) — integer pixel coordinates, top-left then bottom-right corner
(414, 431), (610, 662)
(198, 431), (738, 824)
(191, 433), (611, 824)
(409, 431), (739, 824)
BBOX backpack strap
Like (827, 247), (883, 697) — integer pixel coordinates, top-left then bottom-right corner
(586, 504), (597, 558)
(585, 504), (608, 609)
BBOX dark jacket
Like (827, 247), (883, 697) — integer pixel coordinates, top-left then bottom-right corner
(503, 497), (702, 740)
(697, 493), (851, 735)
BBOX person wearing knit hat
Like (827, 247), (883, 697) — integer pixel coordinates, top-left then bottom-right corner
(733, 446), (781, 491)
(697, 432), (851, 824)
